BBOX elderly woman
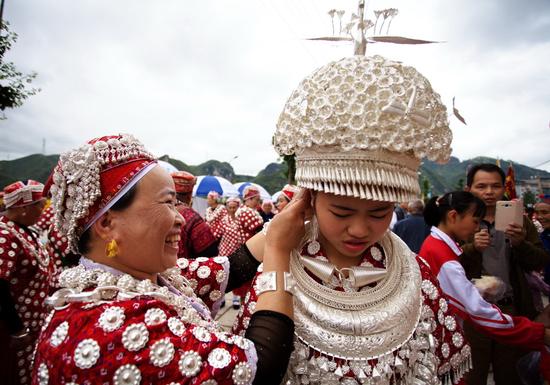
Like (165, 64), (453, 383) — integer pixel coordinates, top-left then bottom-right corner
(211, 197), (244, 257)
(32, 134), (302, 385)
(0, 180), (50, 385)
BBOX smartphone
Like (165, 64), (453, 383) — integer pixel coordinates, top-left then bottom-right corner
(495, 200), (523, 231)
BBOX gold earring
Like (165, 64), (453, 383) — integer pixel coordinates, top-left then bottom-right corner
(106, 239), (118, 258)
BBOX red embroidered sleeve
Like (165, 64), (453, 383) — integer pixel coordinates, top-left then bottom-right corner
(0, 227), (22, 280)
(237, 209), (263, 235)
(177, 256), (229, 316)
(206, 206), (228, 239)
(32, 297), (258, 385)
(416, 256), (471, 379)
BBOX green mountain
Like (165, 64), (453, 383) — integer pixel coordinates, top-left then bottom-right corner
(2, 153), (548, 197)
(420, 156), (550, 195)
(0, 154), (59, 188)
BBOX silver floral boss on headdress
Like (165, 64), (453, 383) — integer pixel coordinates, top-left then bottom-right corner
(273, 55), (452, 203)
(48, 134), (155, 252)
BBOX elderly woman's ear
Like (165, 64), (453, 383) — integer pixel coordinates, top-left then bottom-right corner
(90, 211), (118, 243)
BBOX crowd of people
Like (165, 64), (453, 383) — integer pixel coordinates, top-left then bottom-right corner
(1, 53), (550, 385)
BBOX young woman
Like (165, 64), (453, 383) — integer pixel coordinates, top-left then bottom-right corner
(275, 185), (299, 212)
(233, 54), (473, 385)
(420, 191), (549, 349)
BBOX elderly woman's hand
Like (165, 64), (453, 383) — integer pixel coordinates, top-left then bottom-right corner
(245, 189), (311, 262)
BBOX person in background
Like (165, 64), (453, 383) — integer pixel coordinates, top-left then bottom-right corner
(171, 171), (219, 259)
(214, 197), (244, 257)
(210, 196), (246, 309)
(205, 190), (228, 224)
(238, 186), (264, 241)
(394, 201), (408, 222)
(275, 184), (299, 212)
(535, 200), (550, 285)
(260, 199), (275, 222)
(461, 163), (550, 385)
(420, 191), (550, 351)
(232, 186), (264, 309)
(393, 199), (430, 253)
(0, 180), (50, 385)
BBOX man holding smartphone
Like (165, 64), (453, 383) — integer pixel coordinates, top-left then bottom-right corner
(461, 163), (550, 385)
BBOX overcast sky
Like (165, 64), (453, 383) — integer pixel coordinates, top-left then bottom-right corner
(2, 0), (550, 175)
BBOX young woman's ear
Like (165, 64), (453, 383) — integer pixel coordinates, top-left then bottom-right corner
(446, 209), (458, 225)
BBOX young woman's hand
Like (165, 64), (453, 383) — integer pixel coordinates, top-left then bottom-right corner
(265, 189), (311, 256)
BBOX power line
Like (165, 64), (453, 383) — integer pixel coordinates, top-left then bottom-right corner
(533, 159), (550, 168)
(259, 0), (319, 65)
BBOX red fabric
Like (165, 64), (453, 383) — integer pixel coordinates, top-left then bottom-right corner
(541, 348), (550, 382)
(3, 180), (44, 208)
(43, 134), (156, 231)
(32, 296), (254, 385)
(504, 164), (517, 200)
(234, 241), (468, 382)
(420, 235), (459, 277)
(236, 206), (263, 242)
(83, 158), (154, 228)
(281, 184), (299, 201)
(171, 171), (196, 193)
(177, 206), (218, 259)
(36, 205), (79, 269)
(420, 235), (544, 350)
(215, 215), (244, 257)
(242, 187), (260, 201)
(0, 215), (54, 385)
(176, 255), (229, 312)
(207, 206), (245, 257)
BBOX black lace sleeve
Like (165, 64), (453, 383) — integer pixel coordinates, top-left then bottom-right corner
(0, 279), (23, 334)
(226, 244), (261, 292)
(196, 240), (220, 259)
(246, 310), (294, 385)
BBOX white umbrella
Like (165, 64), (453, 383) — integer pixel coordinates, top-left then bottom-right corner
(157, 160), (179, 174)
(234, 182), (271, 201)
(272, 190), (283, 202)
(193, 175), (239, 198)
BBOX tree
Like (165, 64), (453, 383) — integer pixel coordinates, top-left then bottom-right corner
(283, 154), (296, 184)
(0, 21), (39, 119)
(421, 177), (432, 200)
(454, 178), (465, 191)
(522, 190), (536, 206)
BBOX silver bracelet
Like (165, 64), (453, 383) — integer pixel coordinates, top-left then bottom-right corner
(255, 271), (295, 296)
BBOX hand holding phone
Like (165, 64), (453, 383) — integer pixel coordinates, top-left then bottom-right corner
(495, 200), (523, 232)
(504, 222), (526, 247)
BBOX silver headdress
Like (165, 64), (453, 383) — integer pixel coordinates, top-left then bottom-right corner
(274, 3), (452, 203)
(48, 134), (155, 252)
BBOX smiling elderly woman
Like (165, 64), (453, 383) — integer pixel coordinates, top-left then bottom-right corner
(31, 134), (302, 385)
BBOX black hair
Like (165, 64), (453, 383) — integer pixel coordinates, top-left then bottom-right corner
(77, 184), (138, 254)
(466, 163), (505, 187)
(424, 191), (486, 227)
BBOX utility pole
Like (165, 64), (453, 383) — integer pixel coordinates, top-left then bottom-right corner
(0, 0), (5, 27)
(354, 0), (367, 55)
